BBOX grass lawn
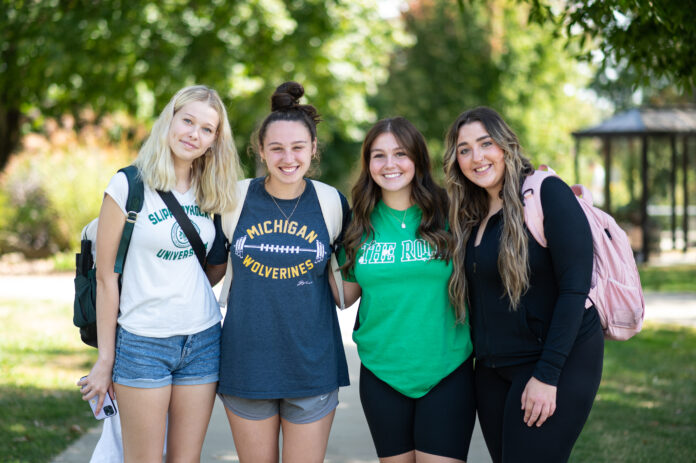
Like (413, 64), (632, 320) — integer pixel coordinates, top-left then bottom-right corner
(0, 296), (97, 463)
(572, 322), (696, 462)
(639, 264), (696, 293)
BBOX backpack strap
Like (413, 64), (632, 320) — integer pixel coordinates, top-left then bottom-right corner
(218, 179), (252, 307)
(114, 166), (144, 274)
(521, 167), (558, 248)
(310, 179), (345, 310)
(156, 190), (207, 269)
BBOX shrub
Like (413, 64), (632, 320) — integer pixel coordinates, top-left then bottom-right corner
(0, 139), (134, 257)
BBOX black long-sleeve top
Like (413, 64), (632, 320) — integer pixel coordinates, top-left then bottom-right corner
(465, 176), (601, 386)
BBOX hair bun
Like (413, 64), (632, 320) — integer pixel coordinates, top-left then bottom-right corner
(271, 81), (304, 111)
(269, 81), (321, 126)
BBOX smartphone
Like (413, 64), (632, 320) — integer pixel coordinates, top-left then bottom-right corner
(80, 376), (118, 420)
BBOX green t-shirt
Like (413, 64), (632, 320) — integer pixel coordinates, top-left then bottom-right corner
(341, 201), (472, 398)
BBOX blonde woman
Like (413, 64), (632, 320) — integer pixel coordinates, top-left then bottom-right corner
(444, 107), (603, 463)
(78, 85), (241, 462)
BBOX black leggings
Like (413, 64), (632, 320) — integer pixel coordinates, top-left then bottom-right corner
(359, 356), (476, 460)
(475, 327), (604, 463)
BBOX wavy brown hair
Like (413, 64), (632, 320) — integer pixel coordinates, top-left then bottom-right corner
(443, 107), (534, 319)
(342, 117), (452, 275)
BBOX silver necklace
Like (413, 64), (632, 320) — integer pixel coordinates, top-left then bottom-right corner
(385, 207), (408, 229)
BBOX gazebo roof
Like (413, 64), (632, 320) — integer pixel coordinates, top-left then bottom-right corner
(573, 107), (696, 137)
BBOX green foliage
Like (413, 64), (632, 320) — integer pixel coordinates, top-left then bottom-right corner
(1, 0), (407, 175)
(494, 5), (599, 175)
(524, 0), (696, 95)
(371, 0), (500, 153)
(572, 324), (696, 462)
(639, 265), (696, 293)
(0, 143), (133, 256)
(372, 0), (599, 180)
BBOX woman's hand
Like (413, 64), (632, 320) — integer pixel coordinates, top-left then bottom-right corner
(521, 376), (557, 427)
(77, 358), (115, 415)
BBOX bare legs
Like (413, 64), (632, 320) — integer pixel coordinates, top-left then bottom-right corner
(224, 407), (335, 463)
(115, 382), (216, 463)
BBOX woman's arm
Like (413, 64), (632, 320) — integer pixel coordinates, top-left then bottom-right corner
(523, 176), (593, 427)
(533, 176), (593, 383)
(205, 214), (230, 287)
(328, 272), (362, 308)
(342, 281), (362, 307)
(206, 263), (227, 287)
(77, 194), (125, 414)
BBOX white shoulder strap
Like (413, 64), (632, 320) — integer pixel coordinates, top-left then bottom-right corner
(218, 179), (252, 307)
(310, 180), (346, 310)
(311, 180), (342, 242)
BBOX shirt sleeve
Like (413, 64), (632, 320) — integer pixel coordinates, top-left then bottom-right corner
(207, 214), (228, 265)
(336, 245), (357, 282)
(532, 176), (593, 386)
(103, 172), (129, 215)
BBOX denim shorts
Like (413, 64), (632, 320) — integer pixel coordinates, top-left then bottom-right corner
(112, 323), (220, 388)
(218, 389), (339, 424)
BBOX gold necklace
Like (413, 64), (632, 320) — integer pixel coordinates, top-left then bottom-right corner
(266, 179), (304, 221)
(385, 206), (408, 229)
(270, 193), (302, 221)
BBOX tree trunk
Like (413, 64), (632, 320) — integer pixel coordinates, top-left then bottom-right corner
(0, 106), (21, 172)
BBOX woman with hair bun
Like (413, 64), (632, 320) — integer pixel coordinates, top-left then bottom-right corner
(338, 117), (475, 463)
(443, 107), (603, 462)
(206, 81), (350, 463)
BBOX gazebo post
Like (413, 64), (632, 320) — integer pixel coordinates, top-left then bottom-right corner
(671, 135), (677, 250)
(641, 136), (650, 262)
(684, 136), (690, 253)
(603, 136), (612, 212)
(628, 137), (637, 202)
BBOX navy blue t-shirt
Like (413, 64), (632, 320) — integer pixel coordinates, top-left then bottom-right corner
(208, 177), (350, 398)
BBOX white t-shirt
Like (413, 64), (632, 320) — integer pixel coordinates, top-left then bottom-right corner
(105, 172), (221, 337)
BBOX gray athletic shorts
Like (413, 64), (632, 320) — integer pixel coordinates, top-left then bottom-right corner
(218, 389), (339, 424)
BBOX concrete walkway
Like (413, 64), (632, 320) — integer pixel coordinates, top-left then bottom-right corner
(1, 274), (693, 462)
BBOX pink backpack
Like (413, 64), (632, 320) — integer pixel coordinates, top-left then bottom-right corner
(522, 166), (645, 341)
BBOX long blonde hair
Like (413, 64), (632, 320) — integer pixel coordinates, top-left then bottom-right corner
(443, 107), (534, 319)
(134, 85), (241, 214)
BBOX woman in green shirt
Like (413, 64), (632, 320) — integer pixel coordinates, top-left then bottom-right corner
(338, 117), (475, 462)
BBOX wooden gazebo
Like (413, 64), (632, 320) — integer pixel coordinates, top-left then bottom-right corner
(572, 107), (696, 262)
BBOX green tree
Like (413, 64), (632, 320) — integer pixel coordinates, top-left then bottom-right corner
(0, 0), (405, 173)
(525, 0), (696, 91)
(371, 0), (500, 146)
(372, 0), (598, 177)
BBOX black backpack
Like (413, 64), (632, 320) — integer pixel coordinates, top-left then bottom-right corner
(73, 166), (144, 348)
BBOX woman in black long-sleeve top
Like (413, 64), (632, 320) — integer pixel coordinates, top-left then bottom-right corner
(443, 107), (603, 463)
